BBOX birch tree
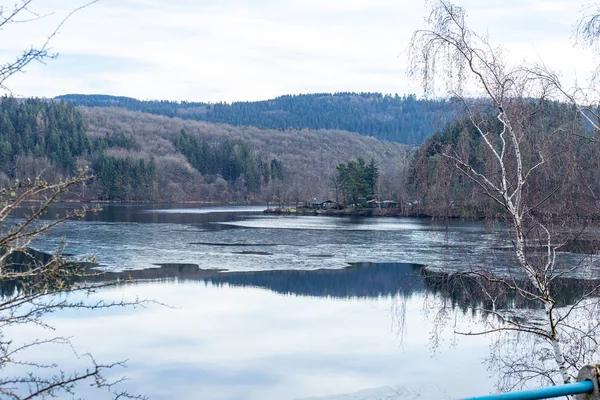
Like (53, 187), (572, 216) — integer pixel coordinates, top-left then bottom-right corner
(409, 0), (600, 390)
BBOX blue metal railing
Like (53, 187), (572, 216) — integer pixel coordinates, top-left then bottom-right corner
(464, 380), (595, 400)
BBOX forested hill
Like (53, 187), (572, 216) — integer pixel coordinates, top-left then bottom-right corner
(0, 96), (411, 203)
(55, 93), (455, 144)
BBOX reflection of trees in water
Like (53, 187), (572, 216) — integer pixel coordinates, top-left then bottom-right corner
(0, 249), (75, 298)
(418, 268), (600, 391)
(10, 249), (600, 394)
(422, 269), (600, 313)
(1, 257), (426, 300)
(109, 262), (425, 299)
(204, 262), (424, 299)
(5, 252), (599, 309)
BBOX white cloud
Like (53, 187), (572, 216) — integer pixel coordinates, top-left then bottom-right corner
(0, 0), (596, 101)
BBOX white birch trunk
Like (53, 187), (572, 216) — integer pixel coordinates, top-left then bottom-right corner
(547, 303), (572, 384)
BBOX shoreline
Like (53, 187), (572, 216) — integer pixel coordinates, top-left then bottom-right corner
(263, 206), (436, 218)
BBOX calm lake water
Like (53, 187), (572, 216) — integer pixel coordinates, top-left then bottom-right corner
(11, 204), (506, 399)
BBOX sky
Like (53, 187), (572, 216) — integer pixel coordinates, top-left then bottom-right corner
(0, 0), (597, 102)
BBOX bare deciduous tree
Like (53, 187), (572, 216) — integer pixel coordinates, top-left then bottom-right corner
(0, 172), (149, 399)
(409, 0), (600, 391)
(0, 1), (149, 398)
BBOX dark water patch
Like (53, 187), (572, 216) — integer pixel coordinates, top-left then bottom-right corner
(232, 251), (273, 256)
(190, 242), (280, 247)
(14, 203), (264, 228)
(206, 263), (425, 298)
(81, 262), (425, 299)
(422, 267), (600, 312)
(558, 239), (600, 254)
(153, 263), (208, 269)
(98, 264), (226, 281)
(307, 254), (334, 258)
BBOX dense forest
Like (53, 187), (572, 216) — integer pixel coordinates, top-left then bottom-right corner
(335, 158), (379, 207)
(173, 131), (284, 193)
(3, 95), (597, 216)
(409, 100), (600, 219)
(0, 97), (89, 177)
(79, 106), (411, 203)
(0, 97), (293, 202)
(0, 96), (411, 203)
(55, 93), (456, 144)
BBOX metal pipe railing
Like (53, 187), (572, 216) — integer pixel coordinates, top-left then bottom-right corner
(464, 365), (600, 400)
(463, 380), (595, 400)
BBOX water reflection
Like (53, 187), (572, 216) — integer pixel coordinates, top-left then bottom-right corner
(80, 261), (600, 310)
(422, 268), (600, 311)
(5, 249), (599, 314)
(22, 278), (494, 400)
(13, 203), (265, 226)
(0, 252), (498, 399)
(93, 262), (423, 299)
(9, 204), (597, 398)
(5, 254), (571, 398)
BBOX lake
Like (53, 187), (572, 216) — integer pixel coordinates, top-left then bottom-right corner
(9, 204), (508, 399)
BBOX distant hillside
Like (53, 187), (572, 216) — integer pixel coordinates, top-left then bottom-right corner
(79, 106), (412, 203)
(56, 93), (455, 144)
(0, 97), (412, 203)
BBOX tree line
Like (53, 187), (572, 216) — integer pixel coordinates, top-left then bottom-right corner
(173, 130), (284, 194)
(0, 97), (288, 202)
(10, 95), (597, 216)
(0, 97), (89, 175)
(408, 99), (598, 220)
(334, 158), (379, 207)
(93, 156), (158, 201)
(56, 92), (457, 144)
(78, 105), (409, 204)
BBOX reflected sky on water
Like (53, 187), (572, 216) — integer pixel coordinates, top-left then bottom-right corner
(5, 204), (533, 399)
(8, 278), (494, 400)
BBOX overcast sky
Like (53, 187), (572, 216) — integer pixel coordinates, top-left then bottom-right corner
(1, 0), (596, 102)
